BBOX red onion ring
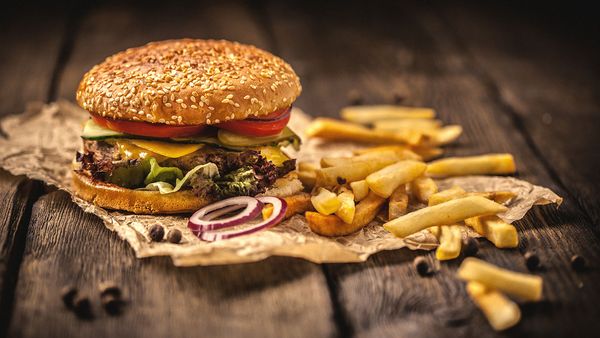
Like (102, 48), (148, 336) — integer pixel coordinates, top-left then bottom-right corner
(187, 196), (263, 232)
(198, 197), (287, 242)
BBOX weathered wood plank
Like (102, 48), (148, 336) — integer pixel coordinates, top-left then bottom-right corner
(265, 1), (600, 337)
(0, 3), (68, 334)
(10, 191), (333, 338)
(8, 2), (336, 337)
(437, 2), (600, 224)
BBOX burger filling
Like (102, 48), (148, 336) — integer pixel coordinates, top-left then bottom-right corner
(75, 117), (300, 200)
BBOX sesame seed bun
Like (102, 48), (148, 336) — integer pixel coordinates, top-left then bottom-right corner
(72, 170), (211, 214)
(76, 39), (302, 126)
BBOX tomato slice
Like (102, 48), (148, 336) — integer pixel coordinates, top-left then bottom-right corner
(91, 115), (207, 138)
(250, 107), (291, 120)
(217, 107), (291, 137)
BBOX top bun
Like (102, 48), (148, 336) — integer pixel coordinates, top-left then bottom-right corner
(76, 39), (301, 125)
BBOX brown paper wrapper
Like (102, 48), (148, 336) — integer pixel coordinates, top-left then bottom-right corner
(0, 101), (562, 266)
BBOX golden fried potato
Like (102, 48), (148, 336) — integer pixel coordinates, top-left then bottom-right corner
(427, 154), (516, 177)
(464, 215), (518, 248)
(336, 190), (356, 224)
(306, 118), (422, 145)
(467, 282), (521, 331)
(373, 118), (442, 132)
(458, 257), (543, 301)
(306, 192), (386, 236)
(316, 160), (394, 187)
(410, 176), (438, 203)
(388, 185), (409, 220)
(366, 160), (427, 198)
(321, 148), (420, 168)
(340, 105), (436, 124)
(384, 196), (508, 238)
(350, 180), (369, 202)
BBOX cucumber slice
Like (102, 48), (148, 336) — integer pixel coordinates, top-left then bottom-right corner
(217, 127), (301, 149)
(81, 119), (124, 139)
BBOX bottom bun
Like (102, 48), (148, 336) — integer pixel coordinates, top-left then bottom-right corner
(72, 170), (211, 214)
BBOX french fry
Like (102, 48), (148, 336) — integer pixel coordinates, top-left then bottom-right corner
(373, 119), (442, 132)
(458, 257), (543, 301)
(435, 225), (463, 261)
(421, 125), (463, 146)
(352, 145), (408, 155)
(350, 180), (369, 202)
(366, 160), (427, 198)
(320, 148), (420, 168)
(467, 282), (521, 331)
(316, 160), (394, 187)
(336, 190), (356, 224)
(298, 171), (316, 189)
(340, 105), (436, 124)
(306, 118), (422, 145)
(306, 192), (386, 236)
(384, 196), (508, 238)
(263, 193), (314, 220)
(410, 176), (438, 203)
(427, 154), (516, 177)
(467, 191), (516, 205)
(388, 185), (409, 220)
(411, 146), (444, 161)
(429, 187), (516, 206)
(310, 188), (341, 215)
(298, 162), (319, 172)
(428, 186), (467, 206)
(465, 215), (519, 248)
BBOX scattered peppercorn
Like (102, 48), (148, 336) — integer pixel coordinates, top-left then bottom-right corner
(99, 281), (121, 298)
(336, 176), (347, 185)
(571, 255), (586, 271)
(167, 229), (182, 244)
(393, 92), (406, 104)
(347, 89), (364, 105)
(149, 224), (165, 242)
(413, 256), (431, 276)
(462, 238), (479, 257)
(60, 285), (78, 309)
(72, 294), (92, 318)
(524, 251), (540, 271)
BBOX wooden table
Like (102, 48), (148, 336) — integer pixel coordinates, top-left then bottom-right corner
(1, 1), (599, 337)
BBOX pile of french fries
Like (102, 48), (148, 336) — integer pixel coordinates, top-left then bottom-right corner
(299, 105), (544, 331)
(301, 105), (518, 253)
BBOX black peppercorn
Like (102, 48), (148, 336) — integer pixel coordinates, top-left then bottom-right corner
(101, 293), (122, 315)
(149, 224), (165, 242)
(571, 255), (586, 271)
(336, 176), (347, 185)
(462, 238), (479, 257)
(393, 92), (406, 104)
(60, 285), (78, 309)
(524, 251), (540, 271)
(413, 256), (431, 276)
(167, 229), (182, 244)
(346, 89), (364, 105)
(72, 294), (92, 318)
(99, 281), (121, 298)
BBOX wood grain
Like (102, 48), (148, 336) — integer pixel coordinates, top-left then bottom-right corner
(0, 3), (68, 335)
(265, 1), (600, 337)
(9, 191), (334, 338)
(7, 2), (336, 337)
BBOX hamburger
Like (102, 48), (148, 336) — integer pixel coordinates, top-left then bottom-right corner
(72, 39), (302, 214)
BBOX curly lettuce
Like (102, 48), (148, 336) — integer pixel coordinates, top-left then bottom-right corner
(143, 162), (219, 194)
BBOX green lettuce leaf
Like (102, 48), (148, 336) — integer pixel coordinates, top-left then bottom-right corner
(143, 162), (219, 194)
(144, 158), (184, 185)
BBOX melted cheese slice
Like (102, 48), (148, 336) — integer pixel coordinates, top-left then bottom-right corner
(130, 140), (203, 158)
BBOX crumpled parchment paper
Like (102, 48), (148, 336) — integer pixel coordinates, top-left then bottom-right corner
(0, 101), (562, 266)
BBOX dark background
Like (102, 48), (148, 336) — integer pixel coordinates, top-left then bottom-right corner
(1, 1), (599, 337)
